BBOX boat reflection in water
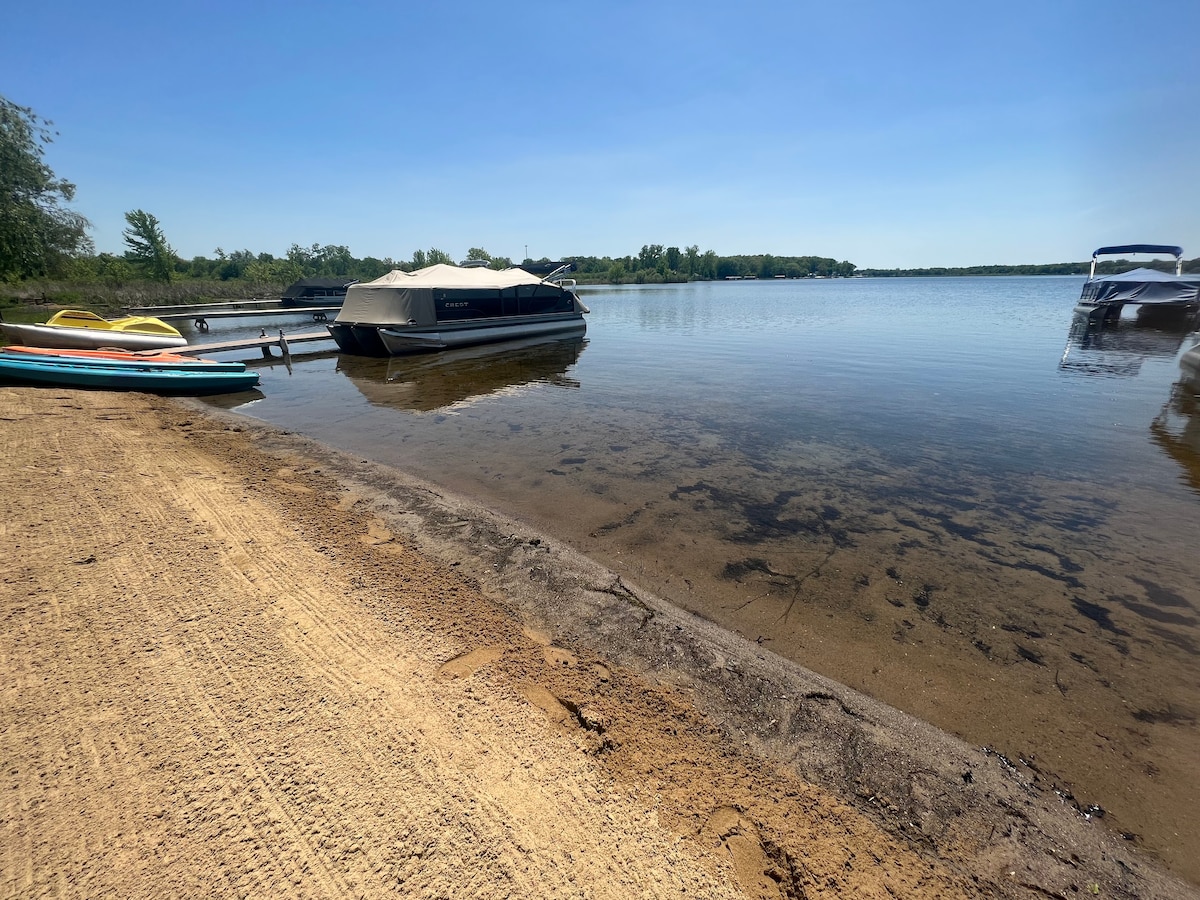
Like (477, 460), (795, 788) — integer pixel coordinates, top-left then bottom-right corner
(1151, 342), (1200, 495)
(1058, 311), (1199, 377)
(333, 328), (586, 413)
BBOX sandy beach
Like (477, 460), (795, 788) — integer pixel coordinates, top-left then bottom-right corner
(2, 387), (1195, 899)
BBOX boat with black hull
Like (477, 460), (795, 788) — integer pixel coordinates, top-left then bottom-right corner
(327, 263), (588, 356)
(1075, 245), (1200, 323)
(280, 277), (358, 308)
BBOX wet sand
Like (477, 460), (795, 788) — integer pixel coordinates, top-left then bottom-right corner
(1, 387), (1196, 899)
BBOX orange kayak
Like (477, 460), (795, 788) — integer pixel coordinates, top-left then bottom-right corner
(0, 345), (249, 373)
(3, 346), (210, 364)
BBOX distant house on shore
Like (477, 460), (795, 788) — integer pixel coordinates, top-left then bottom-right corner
(280, 277), (358, 308)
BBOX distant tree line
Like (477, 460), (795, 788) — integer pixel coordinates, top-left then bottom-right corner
(562, 245), (856, 284)
(59, 240), (857, 289)
(859, 258), (1200, 277)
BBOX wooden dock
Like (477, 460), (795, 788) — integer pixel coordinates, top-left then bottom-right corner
(127, 299), (284, 316)
(177, 330), (336, 359)
(125, 299), (342, 359)
(127, 300), (341, 332)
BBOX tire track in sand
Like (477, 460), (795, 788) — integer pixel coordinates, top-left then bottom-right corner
(1, 390), (746, 899)
(162, 453), (744, 898)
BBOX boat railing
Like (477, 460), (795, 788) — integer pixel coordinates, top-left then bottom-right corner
(541, 264), (575, 285)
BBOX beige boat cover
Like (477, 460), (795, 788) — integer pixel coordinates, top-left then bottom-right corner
(335, 264), (548, 327)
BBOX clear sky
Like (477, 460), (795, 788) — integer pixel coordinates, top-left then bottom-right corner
(5, 0), (1199, 269)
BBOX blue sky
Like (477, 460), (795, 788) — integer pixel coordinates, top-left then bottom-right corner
(5, 0), (1199, 268)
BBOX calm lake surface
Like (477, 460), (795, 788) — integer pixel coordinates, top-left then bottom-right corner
(205, 277), (1200, 879)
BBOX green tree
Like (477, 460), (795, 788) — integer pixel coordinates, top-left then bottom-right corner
(358, 256), (393, 280)
(684, 245), (699, 278)
(63, 252), (135, 286)
(637, 244), (663, 270)
(287, 242), (317, 274)
(286, 243), (336, 276)
(665, 246), (681, 272)
(716, 257), (741, 279)
(122, 209), (176, 282)
(212, 248), (256, 280)
(315, 243), (352, 277)
(0, 95), (93, 279)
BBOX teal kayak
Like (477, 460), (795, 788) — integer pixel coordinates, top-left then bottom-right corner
(0, 354), (260, 393)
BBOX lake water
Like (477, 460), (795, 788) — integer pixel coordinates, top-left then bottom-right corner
(203, 277), (1200, 880)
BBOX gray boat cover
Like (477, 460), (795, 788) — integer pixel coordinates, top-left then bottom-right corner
(335, 264), (551, 327)
(1085, 267), (1200, 305)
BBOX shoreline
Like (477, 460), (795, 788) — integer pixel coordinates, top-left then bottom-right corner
(251, 317), (1200, 884)
(2, 387), (1195, 898)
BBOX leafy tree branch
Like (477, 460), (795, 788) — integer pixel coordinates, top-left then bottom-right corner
(0, 94), (93, 279)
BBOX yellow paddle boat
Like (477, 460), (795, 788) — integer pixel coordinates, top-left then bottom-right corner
(0, 309), (188, 351)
